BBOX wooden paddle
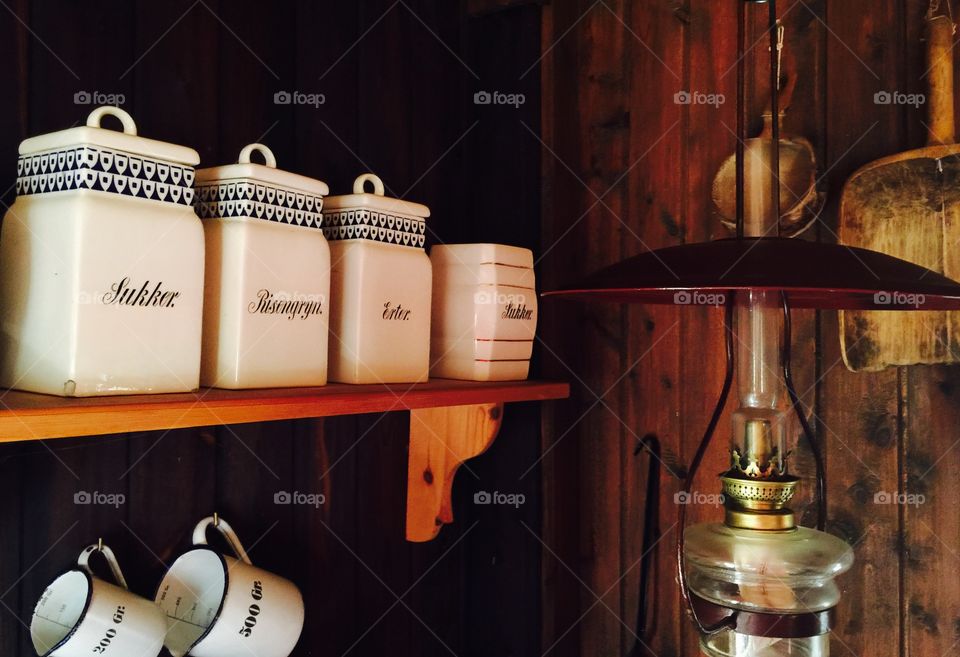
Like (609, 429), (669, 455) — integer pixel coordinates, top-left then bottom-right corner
(838, 13), (960, 371)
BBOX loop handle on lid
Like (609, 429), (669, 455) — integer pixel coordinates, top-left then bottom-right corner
(86, 106), (137, 135)
(77, 541), (129, 590)
(192, 515), (253, 565)
(238, 143), (277, 168)
(353, 173), (385, 196)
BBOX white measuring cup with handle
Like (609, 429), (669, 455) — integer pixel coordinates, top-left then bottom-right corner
(155, 515), (305, 657)
(30, 542), (167, 657)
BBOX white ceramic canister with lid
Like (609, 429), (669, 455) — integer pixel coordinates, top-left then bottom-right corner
(429, 244), (537, 381)
(322, 174), (432, 384)
(0, 106), (204, 396)
(194, 143), (331, 388)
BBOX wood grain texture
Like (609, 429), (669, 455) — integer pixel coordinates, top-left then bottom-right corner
(0, 380), (568, 443)
(901, 3), (960, 657)
(406, 403), (503, 542)
(810, 2), (904, 656)
(622, 0), (690, 655)
(546, 2), (632, 656)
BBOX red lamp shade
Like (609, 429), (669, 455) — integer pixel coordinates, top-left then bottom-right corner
(542, 238), (960, 311)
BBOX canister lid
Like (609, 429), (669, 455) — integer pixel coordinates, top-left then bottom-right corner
(322, 174), (430, 218)
(18, 107), (200, 166)
(430, 244), (533, 269)
(194, 143), (329, 196)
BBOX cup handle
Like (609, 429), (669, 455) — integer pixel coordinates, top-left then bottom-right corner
(77, 542), (129, 590)
(238, 143), (277, 168)
(85, 106), (138, 135)
(353, 173), (385, 196)
(192, 516), (253, 565)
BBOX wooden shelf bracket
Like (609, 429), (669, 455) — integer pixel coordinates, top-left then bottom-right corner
(405, 402), (504, 542)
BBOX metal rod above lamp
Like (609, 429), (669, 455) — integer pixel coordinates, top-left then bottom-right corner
(543, 1), (960, 655)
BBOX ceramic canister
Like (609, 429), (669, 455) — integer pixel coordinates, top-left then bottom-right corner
(0, 106), (204, 396)
(194, 143), (331, 388)
(322, 174), (432, 384)
(429, 244), (537, 381)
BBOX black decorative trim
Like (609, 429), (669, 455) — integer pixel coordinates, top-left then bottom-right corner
(194, 181), (324, 229)
(322, 209), (426, 248)
(16, 145), (195, 206)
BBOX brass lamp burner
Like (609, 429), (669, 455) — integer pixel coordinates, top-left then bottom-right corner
(721, 475), (799, 531)
(721, 419), (799, 530)
(720, 476), (798, 510)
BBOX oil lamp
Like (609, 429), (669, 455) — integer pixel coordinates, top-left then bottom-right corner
(543, 1), (960, 655)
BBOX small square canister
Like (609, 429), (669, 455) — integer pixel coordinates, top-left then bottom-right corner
(429, 244), (537, 381)
(322, 174), (432, 384)
(194, 143), (331, 388)
(0, 107), (204, 396)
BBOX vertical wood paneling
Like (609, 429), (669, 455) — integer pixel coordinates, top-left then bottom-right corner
(621, 1), (686, 656)
(124, 428), (216, 595)
(676, 1), (740, 653)
(294, 416), (361, 657)
(0, 444), (23, 653)
(821, 3), (905, 656)
(562, 3), (631, 656)
(538, 1), (585, 655)
(216, 0), (295, 164)
(904, 367), (960, 656)
(353, 411), (413, 657)
(215, 422), (296, 583)
(0, 0), (28, 649)
(901, 3), (960, 657)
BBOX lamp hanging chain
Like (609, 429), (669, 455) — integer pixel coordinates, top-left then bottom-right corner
(677, 296), (737, 636)
(781, 293), (827, 531)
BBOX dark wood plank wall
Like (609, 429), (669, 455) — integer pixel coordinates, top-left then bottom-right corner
(0, 2), (543, 656)
(541, 1), (960, 657)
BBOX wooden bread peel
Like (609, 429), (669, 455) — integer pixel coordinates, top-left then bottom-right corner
(838, 14), (960, 371)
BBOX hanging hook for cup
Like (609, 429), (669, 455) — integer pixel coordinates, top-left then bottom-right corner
(193, 515), (253, 565)
(78, 540), (130, 590)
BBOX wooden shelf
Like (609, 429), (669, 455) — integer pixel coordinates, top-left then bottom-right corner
(0, 379), (569, 443)
(0, 379), (568, 542)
